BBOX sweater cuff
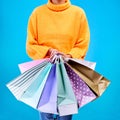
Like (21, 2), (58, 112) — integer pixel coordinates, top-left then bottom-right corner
(40, 46), (51, 58)
(69, 48), (84, 59)
(27, 45), (51, 60)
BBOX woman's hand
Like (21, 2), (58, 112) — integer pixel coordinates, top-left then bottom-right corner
(47, 48), (72, 59)
(47, 48), (59, 57)
(61, 54), (72, 58)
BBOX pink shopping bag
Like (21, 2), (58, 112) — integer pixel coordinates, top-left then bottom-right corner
(18, 58), (49, 73)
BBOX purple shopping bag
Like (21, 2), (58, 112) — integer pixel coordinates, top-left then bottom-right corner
(65, 63), (96, 108)
(37, 64), (58, 114)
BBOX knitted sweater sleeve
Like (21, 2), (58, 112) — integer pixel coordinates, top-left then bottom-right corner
(26, 10), (50, 60)
(69, 10), (90, 59)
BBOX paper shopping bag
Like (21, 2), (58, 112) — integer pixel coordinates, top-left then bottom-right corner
(65, 58), (96, 70)
(37, 64), (58, 114)
(6, 61), (48, 99)
(18, 58), (49, 73)
(20, 62), (52, 109)
(56, 57), (78, 116)
(66, 59), (110, 96)
(65, 63), (96, 107)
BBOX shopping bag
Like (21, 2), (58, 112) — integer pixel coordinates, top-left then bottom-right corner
(37, 64), (58, 114)
(65, 58), (96, 70)
(65, 63), (96, 107)
(18, 58), (49, 73)
(66, 59), (110, 96)
(6, 61), (48, 99)
(56, 57), (78, 116)
(20, 62), (52, 109)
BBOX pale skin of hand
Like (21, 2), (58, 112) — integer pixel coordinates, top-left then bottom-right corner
(47, 48), (72, 59)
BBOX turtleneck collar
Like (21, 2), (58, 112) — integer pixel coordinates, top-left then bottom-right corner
(47, 0), (71, 12)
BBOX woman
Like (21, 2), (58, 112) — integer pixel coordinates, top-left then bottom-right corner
(26, 0), (90, 119)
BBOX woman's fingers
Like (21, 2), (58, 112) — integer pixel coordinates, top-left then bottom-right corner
(50, 49), (58, 56)
(48, 48), (72, 60)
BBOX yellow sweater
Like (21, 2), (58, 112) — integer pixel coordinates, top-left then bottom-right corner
(26, 0), (90, 59)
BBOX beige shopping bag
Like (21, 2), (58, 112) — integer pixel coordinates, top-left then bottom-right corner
(66, 59), (110, 96)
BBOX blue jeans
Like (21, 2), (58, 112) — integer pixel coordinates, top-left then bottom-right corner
(40, 112), (72, 120)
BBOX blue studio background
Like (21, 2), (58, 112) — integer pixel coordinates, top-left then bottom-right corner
(0, 0), (120, 120)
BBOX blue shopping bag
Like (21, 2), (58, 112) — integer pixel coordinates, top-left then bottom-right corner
(56, 57), (78, 116)
(19, 62), (52, 109)
(6, 61), (48, 100)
